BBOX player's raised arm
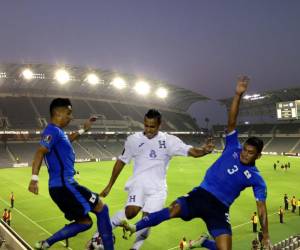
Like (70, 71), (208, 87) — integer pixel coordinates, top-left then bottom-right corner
(28, 146), (49, 195)
(256, 200), (271, 249)
(227, 76), (249, 133)
(188, 137), (214, 157)
(100, 159), (126, 197)
(69, 116), (97, 142)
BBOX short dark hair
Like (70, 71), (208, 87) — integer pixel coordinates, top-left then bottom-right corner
(245, 137), (264, 154)
(50, 98), (72, 117)
(144, 109), (161, 124)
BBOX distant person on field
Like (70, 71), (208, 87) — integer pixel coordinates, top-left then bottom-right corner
(278, 206), (284, 223)
(2, 208), (8, 223)
(284, 194), (289, 210)
(28, 98), (114, 250)
(10, 192), (15, 208)
(291, 196), (297, 213)
(251, 212), (258, 233)
(7, 210), (12, 226)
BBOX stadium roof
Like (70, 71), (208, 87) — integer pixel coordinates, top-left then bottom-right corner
(0, 63), (209, 111)
(218, 87), (300, 117)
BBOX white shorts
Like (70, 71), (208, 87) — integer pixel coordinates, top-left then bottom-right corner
(125, 183), (167, 213)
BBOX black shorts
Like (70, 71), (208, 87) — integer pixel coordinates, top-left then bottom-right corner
(49, 182), (99, 221)
(176, 186), (231, 238)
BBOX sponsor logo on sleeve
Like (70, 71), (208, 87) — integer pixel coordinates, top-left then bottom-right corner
(43, 135), (52, 144)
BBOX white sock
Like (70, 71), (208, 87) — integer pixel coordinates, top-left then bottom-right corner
(110, 210), (126, 229)
(131, 228), (150, 250)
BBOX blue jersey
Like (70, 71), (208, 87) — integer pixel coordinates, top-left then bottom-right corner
(40, 123), (76, 187)
(200, 130), (267, 207)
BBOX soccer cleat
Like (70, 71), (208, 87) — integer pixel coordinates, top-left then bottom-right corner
(188, 234), (209, 249)
(119, 219), (136, 237)
(34, 241), (49, 249)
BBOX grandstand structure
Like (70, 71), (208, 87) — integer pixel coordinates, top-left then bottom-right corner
(214, 89), (300, 154)
(0, 63), (208, 167)
(1, 63), (300, 167)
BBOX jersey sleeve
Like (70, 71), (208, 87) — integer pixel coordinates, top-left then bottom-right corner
(118, 136), (134, 164)
(223, 130), (241, 152)
(167, 135), (192, 156)
(40, 127), (60, 151)
(252, 173), (267, 202)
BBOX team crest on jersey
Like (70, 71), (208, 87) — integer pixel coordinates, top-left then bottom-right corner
(158, 140), (166, 148)
(232, 152), (238, 159)
(43, 135), (52, 144)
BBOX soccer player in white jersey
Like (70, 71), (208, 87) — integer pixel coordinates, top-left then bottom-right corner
(99, 109), (214, 250)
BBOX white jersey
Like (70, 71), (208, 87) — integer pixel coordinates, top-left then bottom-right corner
(118, 131), (192, 192)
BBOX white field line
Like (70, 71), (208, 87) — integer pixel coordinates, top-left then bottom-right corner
(0, 196), (73, 250)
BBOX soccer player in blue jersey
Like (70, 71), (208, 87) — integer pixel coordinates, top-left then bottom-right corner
(123, 76), (271, 250)
(28, 98), (114, 250)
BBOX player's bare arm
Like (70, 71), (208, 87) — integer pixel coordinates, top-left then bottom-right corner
(100, 159), (126, 197)
(28, 146), (49, 195)
(188, 137), (215, 157)
(227, 76), (249, 133)
(256, 200), (271, 249)
(69, 115), (97, 142)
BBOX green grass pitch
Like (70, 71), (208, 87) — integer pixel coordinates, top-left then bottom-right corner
(0, 154), (299, 250)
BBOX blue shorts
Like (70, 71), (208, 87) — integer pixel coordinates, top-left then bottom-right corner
(176, 186), (231, 238)
(49, 182), (99, 221)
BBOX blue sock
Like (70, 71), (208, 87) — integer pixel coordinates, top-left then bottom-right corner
(46, 222), (91, 246)
(95, 205), (114, 250)
(136, 208), (170, 231)
(202, 239), (217, 250)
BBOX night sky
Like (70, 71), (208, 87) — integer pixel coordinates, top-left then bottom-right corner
(1, 1), (299, 126)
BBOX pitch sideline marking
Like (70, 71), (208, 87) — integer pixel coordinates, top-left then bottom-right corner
(0, 196), (73, 250)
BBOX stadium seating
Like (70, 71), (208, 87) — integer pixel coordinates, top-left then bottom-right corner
(0, 97), (39, 129)
(0, 143), (12, 167)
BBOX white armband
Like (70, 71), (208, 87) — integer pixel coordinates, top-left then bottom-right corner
(31, 175), (39, 181)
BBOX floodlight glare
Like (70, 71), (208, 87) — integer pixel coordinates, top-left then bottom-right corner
(156, 87), (168, 98)
(22, 69), (33, 80)
(86, 73), (100, 85)
(111, 77), (126, 89)
(55, 69), (70, 84)
(134, 81), (150, 95)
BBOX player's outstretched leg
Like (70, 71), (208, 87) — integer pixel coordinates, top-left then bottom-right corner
(188, 234), (217, 249)
(93, 202), (114, 250)
(35, 219), (92, 249)
(131, 228), (151, 250)
(111, 209), (126, 229)
(121, 207), (170, 235)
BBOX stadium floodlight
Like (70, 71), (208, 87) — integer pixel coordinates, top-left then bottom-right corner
(55, 69), (70, 84)
(0, 72), (7, 79)
(86, 73), (100, 85)
(134, 81), (150, 95)
(22, 69), (33, 80)
(111, 77), (126, 89)
(156, 87), (168, 99)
